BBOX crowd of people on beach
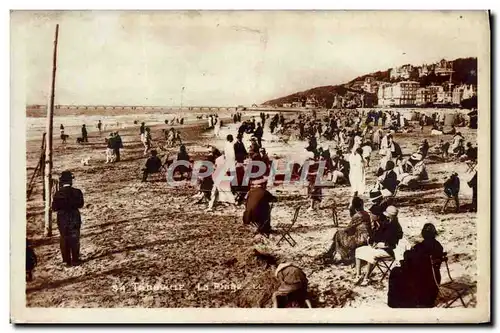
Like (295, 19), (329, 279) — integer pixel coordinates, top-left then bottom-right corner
(36, 107), (478, 308)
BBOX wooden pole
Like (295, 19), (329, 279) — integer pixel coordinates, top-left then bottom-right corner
(44, 24), (59, 237)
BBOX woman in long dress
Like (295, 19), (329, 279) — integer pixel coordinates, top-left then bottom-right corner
(349, 147), (366, 197)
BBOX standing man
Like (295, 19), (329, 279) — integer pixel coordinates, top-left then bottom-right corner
(97, 120), (102, 135)
(113, 131), (123, 162)
(51, 171), (84, 267)
(254, 122), (264, 148)
(81, 124), (88, 143)
(234, 134), (248, 163)
(140, 122), (146, 135)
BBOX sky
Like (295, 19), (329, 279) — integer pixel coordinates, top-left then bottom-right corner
(12, 11), (488, 106)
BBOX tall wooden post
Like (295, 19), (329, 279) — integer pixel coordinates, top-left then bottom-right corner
(44, 24), (59, 237)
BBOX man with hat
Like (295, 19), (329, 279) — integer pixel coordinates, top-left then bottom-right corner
(234, 133), (248, 163)
(354, 205), (403, 286)
(272, 263), (312, 308)
(51, 171), (84, 266)
(373, 160), (398, 198)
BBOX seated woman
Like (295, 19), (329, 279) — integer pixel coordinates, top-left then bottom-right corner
(243, 182), (277, 235)
(323, 197), (372, 265)
(355, 205), (403, 286)
(459, 142), (478, 162)
(397, 155), (428, 189)
(142, 149), (163, 182)
(191, 164), (214, 204)
(371, 160), (398, 198)
(376, 149), (393, 177)
(173, 145), (191, 179)
(388, 223), (444, 308)
(330, 153), (350, 185)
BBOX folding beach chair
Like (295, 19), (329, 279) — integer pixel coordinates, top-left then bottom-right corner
(432, 253), (475, 308)
(465, 160), (477, 173)
(276, 205), (301, 247)
(374, 256), (395, 281)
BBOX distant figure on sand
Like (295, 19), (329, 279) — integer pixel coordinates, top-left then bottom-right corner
(141, 127), (152, 156)
(97, 120), (102, 135)
(105, 133), (116, 163)
(113, 131), (123, 162)
(81, 124), (88, 143)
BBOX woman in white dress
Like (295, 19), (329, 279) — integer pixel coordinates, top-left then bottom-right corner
(349, 147), (366, 197)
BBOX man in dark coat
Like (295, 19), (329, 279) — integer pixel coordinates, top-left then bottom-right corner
(254, 123), (264, 148)
(234, 134), (248, 163)
(243, 185), (277, 235)
(81, 125), (88, 142)
(140, 122), (146, 135)
(142, 150), (163, 182)
(113, 131), (123, 162)
(51, 171), (84, 266)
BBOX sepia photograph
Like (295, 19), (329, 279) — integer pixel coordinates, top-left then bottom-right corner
(10, 10), (490, 323)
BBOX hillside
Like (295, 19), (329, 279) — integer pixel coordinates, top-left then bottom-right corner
(262, 57), (477, 108)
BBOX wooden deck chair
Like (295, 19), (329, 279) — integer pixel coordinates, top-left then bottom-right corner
(374, 256), (395, 281)
(431, 253), (475, 308)
(276, 205), (301, 247)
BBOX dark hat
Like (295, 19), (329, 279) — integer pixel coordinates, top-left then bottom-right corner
(151, 149), (158, 156)
(59, 170), (74, 182)
(422, 223), (438, 240)
(385, 160), (395, 171)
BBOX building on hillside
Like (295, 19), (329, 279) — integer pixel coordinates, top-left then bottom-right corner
(305, 97), (318, 109)
(452, 84), (477, 105)
(390, 64), (413, 80)
(283, 103), (292, 108)
(427, 85), (442, 104)
(377, 83), (394, 106)
(392, 81), (419, 105)
(377, 81), (419, 106)
(434, 59), (454, 76)
(360, 93), (377, 108)
(435, 83), (454, 105)
(362, 76), (379, 94)
(462, 84), (477, 100)
(292, 101), (302, 108)
(416, 88), (433, 106)
(418, 64), (431, 77)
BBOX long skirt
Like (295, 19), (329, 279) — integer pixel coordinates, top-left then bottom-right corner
(326, 223), (370, 263)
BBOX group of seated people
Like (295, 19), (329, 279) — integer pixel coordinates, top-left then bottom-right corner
(322, 194), (445, 307)
(141, 144), (192, 182)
